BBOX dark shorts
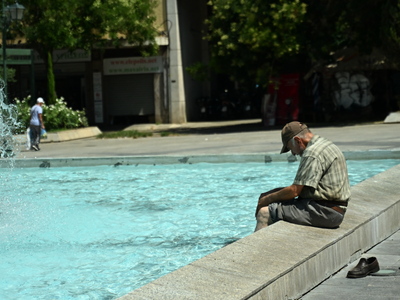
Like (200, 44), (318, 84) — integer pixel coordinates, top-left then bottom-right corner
(268, 198), (345, 228)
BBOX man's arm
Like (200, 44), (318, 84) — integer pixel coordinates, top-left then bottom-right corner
(39, 113), (45, 129)
(255, 184), (304, 217)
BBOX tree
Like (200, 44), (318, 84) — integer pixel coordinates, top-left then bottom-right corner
(299, 0), (389, 63)
(381, 1), (400, 66)
(18, 0), (159, 104)
(206, 0), (400, 86)
(206, 0), (307, 85)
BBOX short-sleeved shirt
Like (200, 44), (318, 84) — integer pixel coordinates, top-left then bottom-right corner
(30, 105), (43, 126)
(293, 135), (351, 203)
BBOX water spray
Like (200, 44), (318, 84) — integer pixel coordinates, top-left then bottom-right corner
(0, 79), (21, 163)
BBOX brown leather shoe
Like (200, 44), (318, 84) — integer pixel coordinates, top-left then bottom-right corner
(346, 257), (380, 278)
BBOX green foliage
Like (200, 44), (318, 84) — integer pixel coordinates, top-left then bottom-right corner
(206, 0), (307, 84)
(160, 131), (172, 137)
(186, 62), (210, 82)
(18, 0), (159, 102)
(97, 130), (153, 139)
(206, 0), (400, 85)
(92, 0), (159, 53)
(14, 96), (89, 133)
(299, 0), (387, 61)
(0, 67), (17, 83)
(20, 0), (159, 55)
(380, 1), (400, 66)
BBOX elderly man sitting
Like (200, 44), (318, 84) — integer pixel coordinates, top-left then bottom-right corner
(255, 121), (350, 231)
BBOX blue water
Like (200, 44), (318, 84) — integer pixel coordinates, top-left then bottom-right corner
(0, 159), (399, 299)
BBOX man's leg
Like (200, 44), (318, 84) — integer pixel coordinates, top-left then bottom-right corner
(255, 206), (272, 231)
(29, 126), (35, 148)
(260, 199), (344, 229)
(254, 187), (284, 231)
(30, 126), (40, 150)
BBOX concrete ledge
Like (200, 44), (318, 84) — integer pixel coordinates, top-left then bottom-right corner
(118, 164), (400, 300)
(123, 119), (261, 132)
(5, 150), (400, 168)
(384, 111), (400, 123)
(42, 126), (102, 142)
(14, 127), (102, 145)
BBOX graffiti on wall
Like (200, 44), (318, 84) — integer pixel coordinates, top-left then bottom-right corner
(333, 72), (374, 110)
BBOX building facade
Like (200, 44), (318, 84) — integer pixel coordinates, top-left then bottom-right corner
(7, 0), (210, 127)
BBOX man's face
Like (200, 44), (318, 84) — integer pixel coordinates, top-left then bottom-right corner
(287, 137), (305, 156)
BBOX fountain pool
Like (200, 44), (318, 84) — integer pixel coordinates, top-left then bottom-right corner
(1, 159), (399, 299)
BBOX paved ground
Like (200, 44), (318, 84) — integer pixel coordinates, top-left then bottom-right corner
(13, 119), (400, 299)
(301, 230), (400, 300)
(16, 120), (400, 159)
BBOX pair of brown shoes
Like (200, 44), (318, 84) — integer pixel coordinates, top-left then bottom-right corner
(346, 257), (380, 278)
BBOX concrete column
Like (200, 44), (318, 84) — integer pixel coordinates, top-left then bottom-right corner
(166, 0), (187, 124)
(153, 73), (162, 123)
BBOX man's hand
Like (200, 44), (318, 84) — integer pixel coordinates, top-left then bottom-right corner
(254, 186), (300, 218)
(255, 193), (272, 217)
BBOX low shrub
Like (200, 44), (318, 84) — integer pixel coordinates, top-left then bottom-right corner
(97, 130), (153, 139)
(14, 96), (89, 133)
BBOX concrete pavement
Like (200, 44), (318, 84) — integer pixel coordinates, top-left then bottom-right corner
(15, 120), (400, 159)
(301, 230), (400, 300)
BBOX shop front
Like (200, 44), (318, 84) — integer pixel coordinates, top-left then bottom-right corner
(99, 55), (166, 126)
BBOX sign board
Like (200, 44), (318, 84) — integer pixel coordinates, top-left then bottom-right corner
(93, 72), (103, 123)
(33, 49), (91, 64)
(0, 49), (33, 65)
(103, 56), (163, 75)
(0, 49), (91, 64)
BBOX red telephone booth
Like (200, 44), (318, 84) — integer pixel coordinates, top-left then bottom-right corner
(270, 73), (300, 125)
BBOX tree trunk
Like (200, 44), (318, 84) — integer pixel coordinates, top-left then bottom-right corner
(46, 50), (56, 104)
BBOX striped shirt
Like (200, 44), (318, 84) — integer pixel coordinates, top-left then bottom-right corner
(293, 135), (351, 202)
